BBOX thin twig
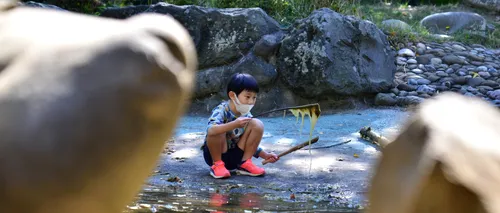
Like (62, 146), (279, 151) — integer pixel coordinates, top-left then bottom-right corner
(307, 140), (352, 150)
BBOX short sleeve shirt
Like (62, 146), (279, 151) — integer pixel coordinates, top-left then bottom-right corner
(206, 101), (252, 149)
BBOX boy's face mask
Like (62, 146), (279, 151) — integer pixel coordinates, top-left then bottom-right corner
(231, 94), (254, 115)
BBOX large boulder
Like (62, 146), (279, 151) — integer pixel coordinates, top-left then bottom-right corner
(194, 52), (278, 99)
(101, 3), (282, 69)
(0, 3), (196, 213)
(368, 92), (500, 213)
(277, 8), (396, 98)
(18, 1), (66, 10)
(464, 0), (500, 13)
(420, 12), (487, 35)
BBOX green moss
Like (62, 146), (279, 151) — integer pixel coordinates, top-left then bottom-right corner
(24, 0), (500, 48)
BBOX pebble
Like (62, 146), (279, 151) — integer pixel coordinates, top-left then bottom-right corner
(407, 59), (417, 64)
(417, 43), (426, 50)
(376, 41), (500, 107)
(478, 71), (491, 79)
(468, 77), (485, 87)
(417, 85), (435, 94)
(452, 44), (466, 51)
(398, 48), (415, 57)
(417, 78), (431, 85)
(435, 71), (449, 77)
(411, 69), (424, 74)
(427, 74), (441, 82)
(431, 58), (442, 65)
(477, 66), (488, 72)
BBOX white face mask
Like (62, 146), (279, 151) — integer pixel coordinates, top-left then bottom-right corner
(232, 94), (254, 115)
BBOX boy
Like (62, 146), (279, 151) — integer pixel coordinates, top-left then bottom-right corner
(202, 73), (279, 179)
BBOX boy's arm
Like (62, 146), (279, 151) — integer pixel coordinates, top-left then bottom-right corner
(207, 122), (236, 136)
(206, 105), (236, 136)
(254, 147), (263, 158)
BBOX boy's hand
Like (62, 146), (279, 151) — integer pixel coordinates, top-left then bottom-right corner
(233, 117), (252, 128)
(264, 152), (279, 163)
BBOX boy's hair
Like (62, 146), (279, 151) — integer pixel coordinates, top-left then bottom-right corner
(226, 73), (259, 98)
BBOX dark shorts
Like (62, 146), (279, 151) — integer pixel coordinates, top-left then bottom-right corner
(203, 142), (244, 170)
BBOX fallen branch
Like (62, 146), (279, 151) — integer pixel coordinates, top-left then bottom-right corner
(308, 140), (352, 150)
(359, 126), (390, 148)
(262, 136), (320, 165)
(253, 103), (320, 118)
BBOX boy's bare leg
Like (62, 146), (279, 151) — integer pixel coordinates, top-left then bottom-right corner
(237, 118), (264, 161)
(206, 133), (227, 163)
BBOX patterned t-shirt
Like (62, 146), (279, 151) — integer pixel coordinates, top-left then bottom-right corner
(204, 101), (262, 158)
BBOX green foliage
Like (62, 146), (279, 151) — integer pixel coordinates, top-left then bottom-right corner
(26, 0), (499, 48)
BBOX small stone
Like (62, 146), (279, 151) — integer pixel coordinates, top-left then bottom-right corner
(408, 78), (418, 85)
(452, 44), (466, 51)
(408, 64), (418, 69)
(477, 66), (488, 72)
(390, 87), (399, 94)
(478, 71), (491, 79)
(375, 93), (397, 106)
(408, 91), (418, 96)
(417, 78), (431, 85)
(466, 86), (478, 93)
(435, 71), (449, 77)
(417, 54), (434, 64)
(464, 92), (476, 97)
(487, 89), (500, 100)
(411, 68), (424, 74)
(427, 74), (441, 82)
(471, 61), (484, 66)
(398, 48), (415, 57)
(425, 65), (437, 72)
(482, 80), (499, 88)
(417, 43), (426, 50)
(396, 57), (407, 65)
(439, 64), (449, 69)
(397, 83), (417, 91)
(396, 95), (424, 106)
(431, 58), (442, 65)
(453, 76), (468, 85)
(450, 64), (462, 70)
(399, 91), (408, 96)
(417, 85), (436, 94)
(467, 54), (484, 62)
(468, 77), (485, 87)
(445, 68), (455, 74)
(407, 59), (417, 64)
(478, 85), (493, 91)
(417, 48), (425, 55)
(443, 55), (467, 65)
(457, 69), (467, 76)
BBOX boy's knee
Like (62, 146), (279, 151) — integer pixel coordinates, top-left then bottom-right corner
(206, 133), (225, 143)
(248, 118), (264, 132)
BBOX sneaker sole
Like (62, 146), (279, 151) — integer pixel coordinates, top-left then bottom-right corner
(210, 170), (230, 179)
(236, 169), (265, 177)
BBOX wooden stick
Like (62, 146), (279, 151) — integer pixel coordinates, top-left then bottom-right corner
(262, 136), (320, 165)
(253, 103), (320, 118)
(359, 126), (390, 148)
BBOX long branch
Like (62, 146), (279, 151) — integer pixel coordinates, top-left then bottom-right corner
(253, 103), (320, 118)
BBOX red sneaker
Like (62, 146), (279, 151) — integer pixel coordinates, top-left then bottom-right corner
(237, 159), (265, 176)
(210, 160), (230, 179)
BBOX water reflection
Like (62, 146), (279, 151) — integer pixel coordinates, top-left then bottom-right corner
(126, 189), (359, 213)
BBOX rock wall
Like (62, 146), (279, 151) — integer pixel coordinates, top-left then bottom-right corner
(464, 0), (500, 13)
(99, 3), (397, 115)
